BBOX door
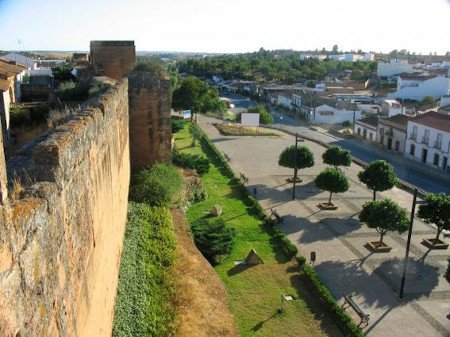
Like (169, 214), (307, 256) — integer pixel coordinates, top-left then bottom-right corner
(387, 138), (392, 150)
(421, 148), (428, 163)
(443, 157), (448, 172)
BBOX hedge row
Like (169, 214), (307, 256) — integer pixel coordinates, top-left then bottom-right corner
(113, 203), (177, 337)
(197, 123), (363, 337)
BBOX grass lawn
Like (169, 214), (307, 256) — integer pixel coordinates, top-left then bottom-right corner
(174, 125), (342, 337)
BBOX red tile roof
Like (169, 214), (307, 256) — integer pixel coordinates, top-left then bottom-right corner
(411, 112), (450, 132)
(0, 59), (27, 78)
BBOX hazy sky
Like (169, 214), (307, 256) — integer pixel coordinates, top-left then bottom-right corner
(0, 0), (449, 54)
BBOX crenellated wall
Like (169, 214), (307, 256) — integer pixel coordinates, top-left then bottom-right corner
(0, 79), (130, 337)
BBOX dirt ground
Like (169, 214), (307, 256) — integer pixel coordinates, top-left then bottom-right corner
(171, 208), (239, 337)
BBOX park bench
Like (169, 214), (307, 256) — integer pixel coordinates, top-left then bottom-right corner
(270, 208), (283, 224)
(342, 294), (370, 326)
(239, 172), (249, 184)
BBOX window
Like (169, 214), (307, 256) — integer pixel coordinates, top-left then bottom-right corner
(435, 133), (442, 148)
(411, 126), (418, 140)
(395, 141), (400, 151)
(357, 128), (361, 135)
(369, 132), (373, 140)
(423, 129), (430, 144)
(410, 144), (415, 156)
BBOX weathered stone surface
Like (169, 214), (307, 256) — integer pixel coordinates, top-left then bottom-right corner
(210, 204), (223, 217)
(0, 79), (130, 336)
(128, 69), (172, 171)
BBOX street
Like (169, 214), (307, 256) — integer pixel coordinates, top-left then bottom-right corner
(220, 92), (450, 194)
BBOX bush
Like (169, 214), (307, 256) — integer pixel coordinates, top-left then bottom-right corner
(191, 218), (235, 265)
(302, 264), (364, 337)
(57, 81), (90, 101)
(171, 119), (185, 133)
(342, 120), (351, 128)
(30, 104), (49, 124)
(172, 149), (210, 175)
(186, 178), (208, 203)
(113, 203), (176, 337)
(248, 104), (273, 125)
(9, 108), (30, 127)
(129, 163), (182, 207)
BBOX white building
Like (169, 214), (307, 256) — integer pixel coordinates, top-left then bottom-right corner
(377, 114), (410, 153)
(439, 95), (450, 108)
(292, 93), (302, 111)
(1, 52), (37, 70)
(354, 116), (378, 143)
(381, 99), (404, 117)
(377, 59), (414, 77)
(277, 93), (293, 110)
(311, 104), (361, 124)
(404, 112), (450, 173)
(388, 74), (450, 101)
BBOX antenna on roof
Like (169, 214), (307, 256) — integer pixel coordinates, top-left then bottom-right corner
(17, 39), (24, 52)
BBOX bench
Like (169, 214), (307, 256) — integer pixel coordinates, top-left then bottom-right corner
(239, 172), (249, 184)
(223, 152), (231, 162)
(342, 294), (370, 326)
(270, 208), (283, 224)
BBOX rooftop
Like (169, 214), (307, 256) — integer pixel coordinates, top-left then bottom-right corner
(379, 114), (410, 130)
(399, 74), (436, 81)
(0, 59), (27, 78)
(411, 112), (450, 132)
(357, 115), (378, 127)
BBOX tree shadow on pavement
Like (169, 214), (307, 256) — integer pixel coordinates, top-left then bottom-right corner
(313, 257), (439, 309)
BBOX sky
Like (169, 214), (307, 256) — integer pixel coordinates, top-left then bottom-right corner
(0, 0), (449, 54)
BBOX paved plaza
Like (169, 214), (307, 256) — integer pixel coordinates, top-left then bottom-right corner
(199, 116), (450, 337)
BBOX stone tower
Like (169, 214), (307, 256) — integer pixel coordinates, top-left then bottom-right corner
(90, 40), (136, 80)
(128, 67), (172, 171)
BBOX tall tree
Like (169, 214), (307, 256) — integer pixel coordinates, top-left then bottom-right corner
(278, 145), (314, 180)
(359, 199), (409, 246)
(358, 160), (397, 200)
(247, 105), (273, 125)
(322, 146), (351, 168)
(417, 193), (450, 243)
(315, 167), (349, 205)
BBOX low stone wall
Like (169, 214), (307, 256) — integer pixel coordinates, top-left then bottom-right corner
(0, 79), (130, 336)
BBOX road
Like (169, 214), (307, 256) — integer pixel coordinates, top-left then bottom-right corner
(220, 93), (450, 194)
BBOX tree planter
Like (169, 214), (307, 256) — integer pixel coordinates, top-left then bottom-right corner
(365, 241), (392, 253)
(421, 238), (449, 250)
(317, 202), (338, 210)
(286, 177), (302, 183)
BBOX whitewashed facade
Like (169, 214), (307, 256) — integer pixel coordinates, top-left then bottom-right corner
(377, 59), (414, 77)
(388, 74), (450, 101)
(404, 112), (450, 173)
(312, 104), (361, 124)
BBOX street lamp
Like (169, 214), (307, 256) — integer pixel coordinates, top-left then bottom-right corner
(399, 188), (428, 298)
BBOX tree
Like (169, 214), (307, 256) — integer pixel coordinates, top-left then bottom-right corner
(420, 95), (437, 108)
(172, 76), (225, 115)
(191, 218), (235, 265)
(322, 146), (351, 168)
(315, 167), (349, 205)
(248, 105), (273, 125)
(417, 193), (450, 243)
(332, 44), (339, 53)
(359, 199), (409, 246)
(278, 145), (314, 180)
(358, 160), (397, 200)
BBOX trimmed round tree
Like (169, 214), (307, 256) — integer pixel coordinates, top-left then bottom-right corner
(278, 145), (314, 181)
(417, 193), (450, 244)
(358, 160), (398, 200)
(359, 199), (409, 247)
(315, 167), (349, 206)
(322, 146), (352, 168)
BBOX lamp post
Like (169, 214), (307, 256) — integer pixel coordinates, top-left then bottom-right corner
(399, 188), (418, 298)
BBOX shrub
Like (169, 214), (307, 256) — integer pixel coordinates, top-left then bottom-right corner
(186, 178), (208, 203)
(9, 108), (30, 127)
(30, 104), (49, 124)
(57, 81), (90, 101)
(171, 119), (185, 133)
(248, 104), (273, 125)
(172, 149), (210, 175)
(113, 203), (176, 337)
(342, 120), (352, 128)
(130, 163), (182, 207)
(191, 218), (235, 265)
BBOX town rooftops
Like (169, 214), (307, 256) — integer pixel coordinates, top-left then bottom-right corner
(411, 112), (450, 132)
(378, 114), (410, 130)
(356, 116), (378, 127)
(1, 52), (35, 69)
(0, 59), (27, 78)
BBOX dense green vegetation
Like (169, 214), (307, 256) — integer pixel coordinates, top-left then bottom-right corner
(172, 148), (210, 175)
(322, 146), (352, 168)
(10, 104), (49, 127)
(177, 49), (377, 83)
(248, 104), (273, 124)
(417, 193), (450, 243)
(315, 167), (349, 204)
(129, 163), (183, 207)
(358, 160), (398, 200)
(174, 123), (358, 337)
(171, 119), (185, 133)
(56, 80), (111, 101)
(172, 76), (225, 115)
(113, 203), (176, 337)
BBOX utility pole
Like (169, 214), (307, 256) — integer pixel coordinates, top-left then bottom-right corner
(292, 133), (299, 200)
(399, 188), (418, 299)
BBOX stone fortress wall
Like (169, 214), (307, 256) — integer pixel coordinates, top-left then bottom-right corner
(0, 40), (172, 336)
